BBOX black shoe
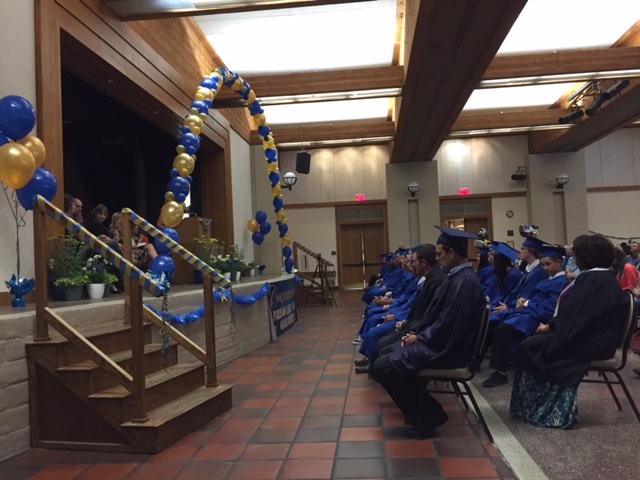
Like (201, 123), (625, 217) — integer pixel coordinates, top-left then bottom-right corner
(633, 368), (640, 378)
(406, 411), (448, 439)
(482, 371), (508, 388)
(355, 364), (371, 374)
(354, 357), (370, 367)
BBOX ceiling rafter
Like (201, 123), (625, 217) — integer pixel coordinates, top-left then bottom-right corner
(528, 79), (640, 154)
(452, 107), (575, 132)
(102, 0), (373, 21)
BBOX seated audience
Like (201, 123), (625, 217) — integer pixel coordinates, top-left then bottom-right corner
(372, 226), (485, 438)
(612, 246), (638, 291)
(563, 244), (581, 280)
(84, 204), (112, 240)
(482, 245), (570, 388)
(109, 212), (158, 270)
(510, 234), (627, 429)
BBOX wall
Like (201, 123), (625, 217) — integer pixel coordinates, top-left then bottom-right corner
(0, 0), (36, 292)
(587, 190), (640, 241)
(585, 128), (640, 187)
(230, 130), (254, 263)
(490, 196), (528, 244)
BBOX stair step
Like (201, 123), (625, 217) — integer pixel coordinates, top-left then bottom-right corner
(122, 384), (233, 452)
(87, 363), (206, 421)
(56, 343), (178, 395)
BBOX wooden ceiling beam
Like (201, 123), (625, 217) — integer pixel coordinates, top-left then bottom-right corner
(484, 46), (640, 80)
(528, 79), (640, 154)
(391, 0), (527, 163)
(452, 107), (574, 132)
(214, 65), (404, 101)
(102, 0), (373, 21)
(250, 119), (395, 145)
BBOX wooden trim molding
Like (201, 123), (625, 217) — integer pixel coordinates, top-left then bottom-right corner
(587, 185), (640, 193)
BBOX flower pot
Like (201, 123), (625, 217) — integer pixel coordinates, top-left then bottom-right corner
(50, 279), (66, 301)
(249, 268), (255, 277)
(223, 272), (231, 281)
(87, 283), (105, 299)
(64, 285), (84, 301)
(235, 271), (242, 282)
(103, 283), (112, 297)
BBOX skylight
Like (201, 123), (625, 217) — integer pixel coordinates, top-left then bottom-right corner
(261, 98), (389, 125)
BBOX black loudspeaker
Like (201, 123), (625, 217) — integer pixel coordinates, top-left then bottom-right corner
(295, 152), (311, 174)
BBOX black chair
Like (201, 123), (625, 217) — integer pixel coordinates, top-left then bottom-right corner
(417, 298), (493, 442)
(581, 290), (640, 422)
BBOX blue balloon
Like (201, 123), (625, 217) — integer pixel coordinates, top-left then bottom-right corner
(190, 100), (209, 115)
(282, 246), (292, 258)
(149, 255), (175, 279)
(200, 78), (216, 89)
(278, 223), (289, 237)
(268, 172), (280, 186)
(265, 149), (277, 160)
(170, 168), (180, 177)
(260, 221), (271, 235)
(284, 258), (294, 272)
(175, 193), (186, 203)
(273, 197), (284, 211)
(16, 168), (57, 210)
(255, 210), (267, 224)
(186, 176), (193, 184)
(167, 176), (190, 198)
(0, 130), (8, 147)
(252, 231), (264, 245)
(179, 132), (200, 155)
(0, 96), (36, 140)
(181, 126), (191, 134)
(154, 227), (179, 255)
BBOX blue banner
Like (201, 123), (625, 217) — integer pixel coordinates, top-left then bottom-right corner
(268, 278), (298, 337)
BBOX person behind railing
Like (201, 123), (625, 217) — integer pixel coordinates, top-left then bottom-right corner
(109, 212), (158, 271)
(509, 234), (627, 429)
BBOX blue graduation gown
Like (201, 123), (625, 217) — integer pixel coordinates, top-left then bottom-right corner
(491, 264), (547, 323)
(503, 273), (571, 337)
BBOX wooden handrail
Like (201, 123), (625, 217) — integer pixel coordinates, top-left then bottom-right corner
(43, 308), (134, 390)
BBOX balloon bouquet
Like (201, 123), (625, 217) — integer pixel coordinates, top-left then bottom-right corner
(0, 95), (58, 307)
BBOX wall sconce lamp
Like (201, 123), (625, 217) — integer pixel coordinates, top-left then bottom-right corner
(282, 171), (297, 191)
(555, 174), (569, 190)
(407, 182), (420, 197)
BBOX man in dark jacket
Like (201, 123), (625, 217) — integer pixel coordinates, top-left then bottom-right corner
(373, 226), (486, 438)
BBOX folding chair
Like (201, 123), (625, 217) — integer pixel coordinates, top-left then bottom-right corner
(581, 290), (640, 422)
(417, 298), (493, 442)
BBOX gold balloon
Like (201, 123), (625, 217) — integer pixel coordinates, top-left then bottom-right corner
(164, 191), (176, 201)
(210, 72), (223, 85)
(17, 135), (46, 167)
(266, 162), (279, 173)
(160, 201), (184, 228)
(271, 184), (282, 197)
(189, 107), (199, 116)
(173, 153), (195, 177)
(194, 86), (214, 103)
(247, 218), (260, 233)
(231, 79), (244, 91)
(247, 91), (256, 104)
(253, 114), (266, 127)
(183, 115), (203, 136)
(176, 145), (186, 154)
(199, 113), (208, 121)
(281, 233), (291, 247)
(0, 143), (36, 189)
(262, 137), (275, 149)
(276, 210), (286, 223)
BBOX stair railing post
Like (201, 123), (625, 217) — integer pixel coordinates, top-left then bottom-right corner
(203, 273), (218, 387)
(122, 211), (148, 423)
(33, 199), (50, 341)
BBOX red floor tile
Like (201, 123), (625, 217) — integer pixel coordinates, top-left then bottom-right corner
(281, 459), (334, 479)
(29, 464), (92, 480)
(268, 405), (307, 417)
(240, 398), (278, 408)
(241, 444), (290, 460)
(340, 427), (385, 442)
(147, 446), (199, 463)
(440, 458), (500, 478)
(309, 396), (345, 407)
(75, 463), (137, 479)
(274, 397), (311, 407)
(255, 382), (288, 391)
(126, 463), (186, 480)
(317, 380), (348, 389)
(288, 442), (337, 459)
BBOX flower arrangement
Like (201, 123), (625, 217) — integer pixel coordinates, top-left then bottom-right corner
(85, 254), (118, 285)
(49, 235), (91, 286)
(193, 235), (230, 272)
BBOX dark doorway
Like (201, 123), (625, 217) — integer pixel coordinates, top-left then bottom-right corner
(60, 70), (202, 223)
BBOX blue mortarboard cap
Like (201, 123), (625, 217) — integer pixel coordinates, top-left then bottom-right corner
(541, 245), (566, 259)
(494, 242), (518, 261)
(522, 237), (545, 252)
(478, 248), (489, 257)
(434, 226), (478, 257)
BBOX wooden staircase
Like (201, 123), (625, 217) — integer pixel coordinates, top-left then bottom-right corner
(26, 321), (232, 453)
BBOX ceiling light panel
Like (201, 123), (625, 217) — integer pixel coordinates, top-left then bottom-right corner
(261, 98), (390, 124)
(463, 83), (577, 110)
(196, 0), (397, 74)
(498, 0), (640, 54)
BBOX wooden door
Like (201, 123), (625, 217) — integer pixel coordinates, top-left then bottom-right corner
(363, 223), (386, 283)
(339, 224), (365, 289)
(464, 217), (488, 268)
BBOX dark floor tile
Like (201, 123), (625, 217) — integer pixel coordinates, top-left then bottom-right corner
(3, 449), (69, 467)
(491, 457), (517, 477)
(313, 388), (348, 397)
(300, 415), (342, 429)
(57, 451), (150, 464)
(386, 457), (440, 478)
(231, 407), (273, 419)
(333, 458), (386, 479)
(281, 459), (334, 479)
(336, 441), (384, 458)
(174, 461), (231, 480)
(75, 463), (137, 479)
(433, 439), (489, 457)
(342, 414), (381, 428)
(250, 428), (297, 444)
(0, 466), (43, 480)
(295, 427), (340, 443)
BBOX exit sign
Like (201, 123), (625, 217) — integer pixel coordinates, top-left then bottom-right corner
(458, 188), (470, 196)
(355, 194), (367, 202)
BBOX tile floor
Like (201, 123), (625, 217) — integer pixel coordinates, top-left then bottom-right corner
(0, 290), (516, 479)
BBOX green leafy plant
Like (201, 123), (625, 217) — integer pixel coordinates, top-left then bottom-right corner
(54, 273), (90, 287)
(85, 254), (117, 284)
(193, 236), (232, 272)
(49, 235), (89, 284)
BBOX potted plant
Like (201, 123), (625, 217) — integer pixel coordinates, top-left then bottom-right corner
(243, 261), (256, 277)
(49, 235), (89, 301)
(85, 254), (117, 299)
(229, 244), (245, 282)
(192, 235), (226, 283)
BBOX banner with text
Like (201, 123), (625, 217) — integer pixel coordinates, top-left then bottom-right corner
(268, 278), (298, 338)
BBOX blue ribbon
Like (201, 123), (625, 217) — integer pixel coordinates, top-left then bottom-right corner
(145, 282), (270, 326)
